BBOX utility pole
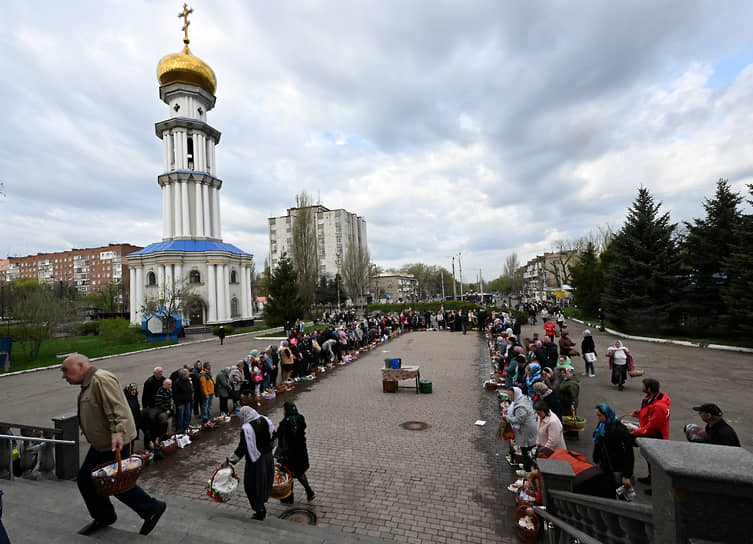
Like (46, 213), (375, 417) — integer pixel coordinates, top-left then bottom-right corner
(441, 271), (445, 300)
(451, 257), (457, 301)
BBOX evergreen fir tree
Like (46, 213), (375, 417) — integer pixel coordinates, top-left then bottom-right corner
(601, 187), (679, 333)
(721, 184), (753, 335)
(681, 179), (743, 332)
(570, 241), (603, 315)
(263, 253), (304, 327)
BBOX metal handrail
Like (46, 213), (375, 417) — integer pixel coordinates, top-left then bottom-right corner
(534, 506), (604, 544)
(0, 435), (75, 445)
(0, 434), (76, 481)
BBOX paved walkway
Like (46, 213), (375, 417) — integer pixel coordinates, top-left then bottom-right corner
(2, 319), (752, 542)
(137, 331), (518, 543)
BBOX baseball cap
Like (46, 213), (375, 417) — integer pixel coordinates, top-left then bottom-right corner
(692, 403), (722, 417)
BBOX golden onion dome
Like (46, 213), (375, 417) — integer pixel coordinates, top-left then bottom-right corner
(157, 45), (217, 96)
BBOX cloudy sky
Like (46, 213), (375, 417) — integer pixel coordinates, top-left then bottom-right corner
(2, 1), (753, 281)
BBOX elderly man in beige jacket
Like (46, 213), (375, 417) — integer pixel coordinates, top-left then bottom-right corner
(61, 353), (167, 537)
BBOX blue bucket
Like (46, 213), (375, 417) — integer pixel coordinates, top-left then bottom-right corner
(391, 358), (401, 369)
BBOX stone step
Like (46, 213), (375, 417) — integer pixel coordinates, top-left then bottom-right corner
(184, 326), (212, 335)
(1, 477), (394, 544)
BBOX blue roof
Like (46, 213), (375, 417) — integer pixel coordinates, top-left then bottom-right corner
(132, 240), (250, 255)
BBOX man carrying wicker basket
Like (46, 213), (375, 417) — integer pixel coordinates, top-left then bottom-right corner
(61, 354), (167, 537)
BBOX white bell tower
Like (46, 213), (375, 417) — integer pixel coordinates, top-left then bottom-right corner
(128, 4), (254, 328)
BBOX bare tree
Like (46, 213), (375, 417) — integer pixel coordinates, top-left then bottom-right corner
(502, 253), (523, 294)
(582, 225), (615, 253)
(140, 275), (197, 337)
(341, 230), (370, 308)
(546, 239), (584, 286)
(291, 191), (319, 308)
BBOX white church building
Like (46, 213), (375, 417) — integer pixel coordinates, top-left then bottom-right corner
(128, 8), (253, 326)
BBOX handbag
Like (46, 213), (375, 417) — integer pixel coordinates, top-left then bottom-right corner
(585, 352), (597, 363)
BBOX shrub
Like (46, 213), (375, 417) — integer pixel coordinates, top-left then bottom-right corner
(77, 321), (101, 336)
(212, 325), (234, 336)
(98, 319), (145, 344)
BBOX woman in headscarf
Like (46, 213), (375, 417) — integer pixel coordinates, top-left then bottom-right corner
(504, 386), (538, 473)
(224, 406), (276, 520)
(524, 362), (543, 396)
(123, 383), (141, 439)
(275, 402), (315, 503)
(532, 381), (562, 420)
(555, 362), (580, 417)
(606, 340), (634, 391)
(592, 404), (634, 492)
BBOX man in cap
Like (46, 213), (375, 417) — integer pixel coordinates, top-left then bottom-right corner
(693, 403), (740, 447)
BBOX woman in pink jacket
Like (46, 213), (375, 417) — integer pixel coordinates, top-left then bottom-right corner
(534, 400), (566, 450)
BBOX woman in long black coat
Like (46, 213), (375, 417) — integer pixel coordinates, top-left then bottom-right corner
(275, 401), (315, 503)
(592, 403), (634, 492)
(225, 406), (275, 520)
(123, 383), (141, 439)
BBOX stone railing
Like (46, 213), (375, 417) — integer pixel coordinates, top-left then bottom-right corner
(536, 440), (753, 544)
(0, 414), (79, 481)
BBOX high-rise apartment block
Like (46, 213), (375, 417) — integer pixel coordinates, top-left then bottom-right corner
(268, 205), (367, 279)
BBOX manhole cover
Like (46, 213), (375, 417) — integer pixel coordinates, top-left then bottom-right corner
(279, 508), (317, 525)
(399, 421), (430, 431)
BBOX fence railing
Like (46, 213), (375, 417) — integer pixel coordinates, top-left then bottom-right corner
(542, 490), (654, 544)
(536, 439), (753, 544)
(0, 414), (79, 480)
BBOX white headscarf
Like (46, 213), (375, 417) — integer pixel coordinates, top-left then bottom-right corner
(508, 386), (525, 414)
(239, 406), (275, 463)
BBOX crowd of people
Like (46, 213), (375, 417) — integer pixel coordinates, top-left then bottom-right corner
(484, 304), (741, 514)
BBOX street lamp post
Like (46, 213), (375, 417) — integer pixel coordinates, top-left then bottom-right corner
(451, 257), (457, 301)
(458, 252), (463, 301)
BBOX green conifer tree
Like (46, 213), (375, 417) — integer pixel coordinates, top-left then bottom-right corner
(681, 179), (743, 332)
(721, 184), (753, 335)
(601, 187), (679, 333)
(263, 253), (304, 327)
(570, 241), (602, 315)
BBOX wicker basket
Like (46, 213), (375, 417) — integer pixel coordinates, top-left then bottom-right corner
(514, 505), (540, 543)
(206, 464), (239, 503)
(160, 436), (178, 456)
(90, 448), (143, 496)
(133, 449), (154, 465)
(629, 369), (644, 377)
(270, 463), (293, 500)
(187, 426), (201, 440)
(563, 416), (586, 431)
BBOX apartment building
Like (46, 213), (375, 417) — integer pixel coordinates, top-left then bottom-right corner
(268, 205), (367, 279)
(372, 273), (419, 303)
(6, 243), (142, 300)
(522, 250), (580, 299)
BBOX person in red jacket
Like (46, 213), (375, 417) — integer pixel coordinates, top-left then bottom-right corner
(630, 378), (671, 494)
(543, 318), (557, 341)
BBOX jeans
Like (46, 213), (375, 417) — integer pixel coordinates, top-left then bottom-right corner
(78, 445), (162, 524)
(0, 490), (10, 544)
(175, 403), (191, 433)
(202, 395), (214, 422)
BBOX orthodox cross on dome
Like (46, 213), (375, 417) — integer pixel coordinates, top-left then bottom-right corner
(178, 3), (194, 49)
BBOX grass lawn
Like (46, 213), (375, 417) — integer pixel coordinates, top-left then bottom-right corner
(3, 335), (176, 374)
(562, 307), (753, 348)
(228, 323), (271, 335)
